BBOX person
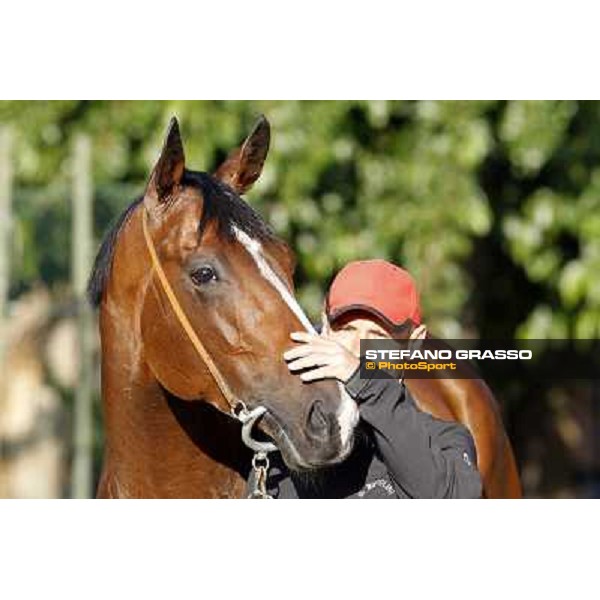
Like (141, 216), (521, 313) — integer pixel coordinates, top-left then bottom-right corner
(249, 259), (482, 499)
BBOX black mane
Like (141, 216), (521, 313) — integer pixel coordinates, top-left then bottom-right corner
(87, 171), (276, 307)
(87, 196), (143, 307)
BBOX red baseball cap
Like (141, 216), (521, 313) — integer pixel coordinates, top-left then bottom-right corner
(325, 259), (421, 328)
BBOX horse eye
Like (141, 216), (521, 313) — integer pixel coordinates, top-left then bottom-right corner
(190, 266), (218, 285)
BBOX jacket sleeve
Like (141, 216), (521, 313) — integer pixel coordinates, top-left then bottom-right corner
(344, 369), (482, 499)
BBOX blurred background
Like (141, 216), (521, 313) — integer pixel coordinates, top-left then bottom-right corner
(0, 100), (598, 498)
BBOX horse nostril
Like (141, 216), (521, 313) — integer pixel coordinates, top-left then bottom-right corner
(306, 400), (330, 440)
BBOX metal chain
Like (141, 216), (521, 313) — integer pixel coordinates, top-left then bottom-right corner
(232, 402), (276, 499)
(247, 451), (273, 499)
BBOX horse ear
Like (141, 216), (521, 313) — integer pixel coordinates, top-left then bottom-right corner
(145, 117), (186, 208)
(214, 115), (270, 194)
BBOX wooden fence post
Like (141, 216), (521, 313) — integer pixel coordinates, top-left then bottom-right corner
(0, 127), (12, 369)
(70, 133), (95, 499)
(0, 126), (13, 497)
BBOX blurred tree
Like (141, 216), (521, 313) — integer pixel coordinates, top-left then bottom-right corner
(2, 100), (596, 341)
(2, 100), (600, 496)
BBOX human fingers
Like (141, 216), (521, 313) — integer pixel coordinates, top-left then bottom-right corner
(286, 353), (334, 372)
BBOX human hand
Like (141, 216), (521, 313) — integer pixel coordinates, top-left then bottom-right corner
(283, 331), (360, 383)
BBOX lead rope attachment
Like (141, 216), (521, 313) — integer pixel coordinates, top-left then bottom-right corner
(232, 402), (276, 499)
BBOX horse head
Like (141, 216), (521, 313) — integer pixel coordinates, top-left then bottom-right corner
(126, 116), (358, 471)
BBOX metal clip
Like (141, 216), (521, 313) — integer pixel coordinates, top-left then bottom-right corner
(247, 451), (273, 499)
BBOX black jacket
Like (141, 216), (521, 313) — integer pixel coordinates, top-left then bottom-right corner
(249, 369), (482, 499)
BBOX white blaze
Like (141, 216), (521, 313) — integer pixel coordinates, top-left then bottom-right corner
(232, 227), (316, 333)
(337, 383), (360, 449)
(232, 226), (359, 447)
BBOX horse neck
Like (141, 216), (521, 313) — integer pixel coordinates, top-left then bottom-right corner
(97, 211), (250, 499)
(98, 367), (250, 498)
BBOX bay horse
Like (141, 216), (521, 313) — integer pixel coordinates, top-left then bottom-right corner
(89, 116), (359, 498)
(90, 115), (520, 498)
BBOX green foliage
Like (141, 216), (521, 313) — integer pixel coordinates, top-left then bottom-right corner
(1, 100), (598, 339)
(499, 101), (576, 176)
